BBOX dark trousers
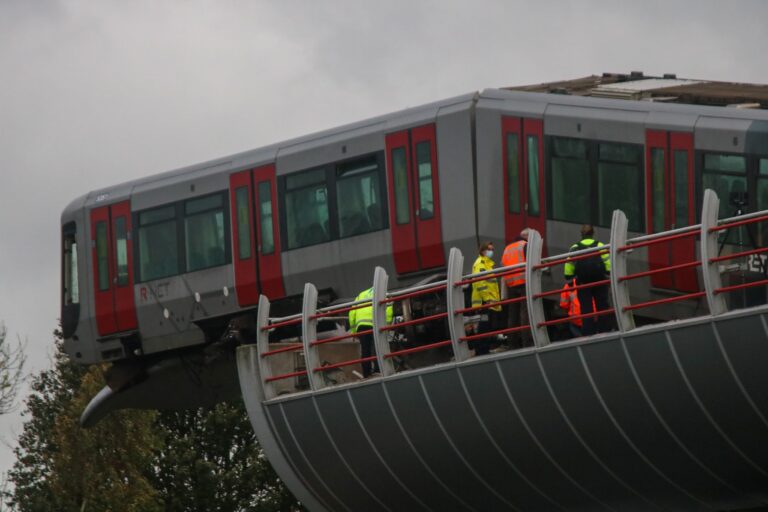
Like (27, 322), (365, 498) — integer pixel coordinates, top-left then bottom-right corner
(474, 309), (501, 355)
(358, 331), (379, 377)
(577, 284), (610, 336)
(506, 285), (531, 348)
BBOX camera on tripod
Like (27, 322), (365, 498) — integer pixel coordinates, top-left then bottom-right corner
(730, 190), (749, 211)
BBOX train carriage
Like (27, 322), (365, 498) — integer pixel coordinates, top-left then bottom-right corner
(61, 73), (768, 415)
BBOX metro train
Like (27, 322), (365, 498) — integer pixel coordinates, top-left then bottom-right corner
(61, 74), (768, 416)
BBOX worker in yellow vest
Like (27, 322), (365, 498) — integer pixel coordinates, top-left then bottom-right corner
(349, 287), (393, 377)
(564, 224), (611, 335)
(471, 241), (501, 355)
(501, 228), (531, 348)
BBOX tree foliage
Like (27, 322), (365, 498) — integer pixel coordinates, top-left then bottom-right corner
(6, 333), (300, 511)
(0, 323), (25, 415)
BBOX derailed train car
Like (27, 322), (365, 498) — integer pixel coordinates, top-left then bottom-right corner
(60, 74), (768, 416)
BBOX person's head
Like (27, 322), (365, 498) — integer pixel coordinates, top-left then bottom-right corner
(520, 228), (530, 241)
(478, 241), (494, 258)
(580, 224), (594, 239)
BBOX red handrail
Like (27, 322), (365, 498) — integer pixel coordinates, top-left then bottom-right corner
(537, 308), (615, 328)
(710, 214), (768, 232)
(460, 324), (531, 342)
(620, 230), (698, 251)
(380, 312), (448, 331)
(709, 246), (768, 264)
(715, 279), (768, 295)
(531, 279), (610, 301)
(313, 355), (378, 373)
(619, 260), (702, 282)
(623, 291), (706, 312)
(309, 330), (369, 347)
(535, 249), (609, 270)
(261, 343), (303, 357)
(264, 369), (308, 383)
(312, 302), (370, 319)
(455, 266), (525, 287)
(262, 317), (302, 331)
(384, 339), (453, 358)
(454, 295), (526, 315)
(381, 284), (446, 304)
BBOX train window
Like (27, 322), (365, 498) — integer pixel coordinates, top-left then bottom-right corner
(63, 227), (79, 305)
(704, 154), (746, 173)
(551, 137), (590, 224)
(758, 159), (768, 246)
(597, 143), (642, 232)
(185, 194), (226, 272)
(506, 134), (520, 214)
(95, 221), (110, 291)
(138, 205), (179, 281)
(336, 156), (384, 238)
(285, 168), (330, 249)
(415, 141), (434, 220)
(674, 150), (689, 228)
(114, 217), (129, 286)
(235, 186), (252, 259)
(391, 147), (410, 224)
(650, 148), (665, 232)
(527, 135), (540, 216)
(257, 181), (274, 254)
(703, 153), (747, 218)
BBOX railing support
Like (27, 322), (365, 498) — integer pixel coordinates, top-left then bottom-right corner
(256, 295), (276, 400)
(526, 229), (550, 347)
(610, 210), (635, 331)
(301, 283), (324, 390)
(701, 190), (728, 315)
(372, 266), (395, 376)
(447, 248), (470, 362)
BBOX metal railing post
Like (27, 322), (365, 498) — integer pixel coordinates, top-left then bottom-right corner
(446, 248), (470, 362)
(610, 209), (635, 331)
(301, 283), (324, 390)
(526, 229), (550, 347)
(372, 266), (395, 376)
(256, 295), (276, 400)
(700, 189), (728, 315)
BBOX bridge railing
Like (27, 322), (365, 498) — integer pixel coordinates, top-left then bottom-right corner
(254, 190), (768, 399)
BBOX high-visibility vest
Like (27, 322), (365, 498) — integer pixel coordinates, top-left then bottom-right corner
(471, 255), (501, 312)
(564, 238), (610, 280)
(349, 287), (393, 333)
(559, 282), (582, 327)
(501, 240), (526, 287)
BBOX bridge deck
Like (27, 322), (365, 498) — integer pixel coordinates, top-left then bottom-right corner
(237, 190), (768, 511)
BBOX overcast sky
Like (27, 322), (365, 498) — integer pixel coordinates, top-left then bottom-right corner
(1, 0), (766, 480)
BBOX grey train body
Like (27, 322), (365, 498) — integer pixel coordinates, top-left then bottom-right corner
(60, 87), (768, 412)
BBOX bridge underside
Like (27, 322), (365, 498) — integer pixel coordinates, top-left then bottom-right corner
(238, 306), (768, 512)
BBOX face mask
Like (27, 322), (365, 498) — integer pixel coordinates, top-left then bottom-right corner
(484, 250), (494, 259)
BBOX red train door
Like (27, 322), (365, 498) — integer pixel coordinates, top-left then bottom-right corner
(254, 164), (285, 299)
(645, 130), (697, 292)
(385, 123), (446, 274)
(230, 170), (259, 306)
(502, 116), (546, 248)
(91, 201), (138, 336)
(229, 165), (285, 304)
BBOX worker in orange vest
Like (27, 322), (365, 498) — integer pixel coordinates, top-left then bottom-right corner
(559, 278), (595, 339)
(501, 228), (531, 348)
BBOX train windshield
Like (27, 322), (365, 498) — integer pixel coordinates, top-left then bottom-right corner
(63, 224), (79, 305)
(62, 222), (80, 339)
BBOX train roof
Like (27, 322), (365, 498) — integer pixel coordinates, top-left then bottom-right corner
(64, 72), (768, 217)
(506, 71), (768, 109)
(64, 92), (477, 215)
